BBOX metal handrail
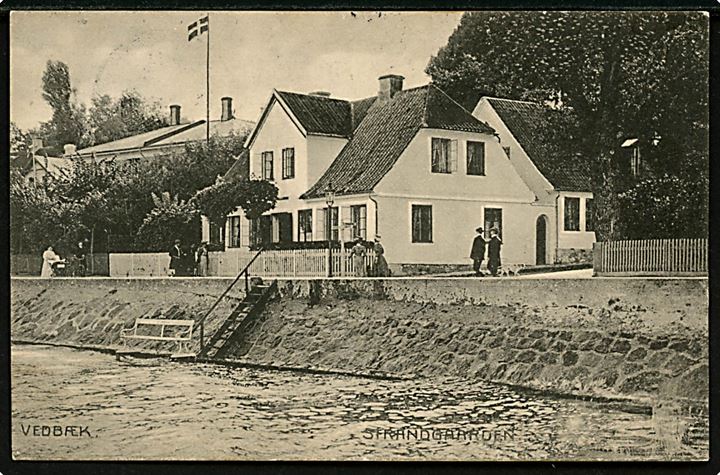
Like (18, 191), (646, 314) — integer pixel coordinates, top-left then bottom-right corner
(197, 248), (263, 351)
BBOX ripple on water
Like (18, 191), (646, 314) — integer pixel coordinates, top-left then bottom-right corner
(10, 344), (708, 461)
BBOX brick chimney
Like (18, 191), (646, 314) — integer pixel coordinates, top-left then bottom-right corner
(63, 144), (76, 156)
(378, 74), (404, 102)
(221, 97), (234, 121)
(169, 104), (181, 126)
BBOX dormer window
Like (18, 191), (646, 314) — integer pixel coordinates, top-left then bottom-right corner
(431, 138), (458, 174)
(262, 151), (274, 180)
(621, 138), (641, 177)
(467, 141), (486, 176)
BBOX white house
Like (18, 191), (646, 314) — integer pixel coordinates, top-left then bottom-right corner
(210, 75), (590, 273)
(472, 97), (596, 264)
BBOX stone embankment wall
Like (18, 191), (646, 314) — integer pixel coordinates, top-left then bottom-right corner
(10, 278), (244, 354)
(11, 277), (707, 406)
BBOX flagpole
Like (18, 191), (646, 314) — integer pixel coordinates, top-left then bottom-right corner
(206, 13), (210, 145)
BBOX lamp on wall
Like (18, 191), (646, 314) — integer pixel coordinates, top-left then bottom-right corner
(325, 183), (335, 277)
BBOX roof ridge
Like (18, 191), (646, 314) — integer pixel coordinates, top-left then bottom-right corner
(275, 89), (351, 104)
(421, 84), (431, 127)
(428, 83), (495, 132)
(429, 83), (478, 115)
(485, 96), (543, 106)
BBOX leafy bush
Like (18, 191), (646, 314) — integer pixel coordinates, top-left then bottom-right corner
(136, 192), (200, 251)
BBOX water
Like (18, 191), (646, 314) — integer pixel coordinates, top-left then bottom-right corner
(11, 345), (707, 461)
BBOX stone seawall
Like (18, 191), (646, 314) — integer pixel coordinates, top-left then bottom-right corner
(10, 278), (245, 354)
(11, 277), (708, 407)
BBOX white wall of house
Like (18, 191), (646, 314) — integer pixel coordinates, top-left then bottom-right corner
(557, 191), (596, 250)
(374, 195), (556, 265)
(307, 135), (348, 187)
(374, 128), (551, 265)
(249, 99), (308, 194)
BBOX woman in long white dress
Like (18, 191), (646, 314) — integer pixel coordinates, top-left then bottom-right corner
(350, 237), (367, 277)
(41, 246), (62, 278)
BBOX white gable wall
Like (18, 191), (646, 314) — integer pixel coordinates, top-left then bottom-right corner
(248, 99), (308, 199)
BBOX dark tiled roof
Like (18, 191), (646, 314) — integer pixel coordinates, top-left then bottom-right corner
(223, 149), (250, 182)
(276, 91), (353, 137)
(486, 98), (593, 192)
(302, 85), (495, 199)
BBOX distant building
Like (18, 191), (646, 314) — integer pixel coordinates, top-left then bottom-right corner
(66, 97), (254, 162)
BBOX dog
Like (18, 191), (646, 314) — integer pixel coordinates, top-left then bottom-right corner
(498, 263), (525, 277)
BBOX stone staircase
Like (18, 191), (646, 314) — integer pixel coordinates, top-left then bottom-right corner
(199, 279), (277, 360)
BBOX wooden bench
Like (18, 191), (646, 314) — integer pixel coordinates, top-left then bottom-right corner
(118, 318), (196, 359)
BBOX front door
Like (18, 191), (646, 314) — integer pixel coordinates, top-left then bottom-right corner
(536, 215), (547, 265)
(484, 208), (503, 239)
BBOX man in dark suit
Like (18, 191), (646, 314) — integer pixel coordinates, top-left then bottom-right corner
(487, 228), (503, 277)
(169, 239), (182, 276)
(470, 227), (486, 276)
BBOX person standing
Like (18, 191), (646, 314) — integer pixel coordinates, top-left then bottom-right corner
(74, 240), (87, 277)
(41, 246), (63, 278)
(196, 241), (209, 277)
(487, 228), (503, 277)
(169, 239), (182, 276)
(350, 237), (367, 277)
(470, 227), (486, 276)
(373, 235), (390, 277)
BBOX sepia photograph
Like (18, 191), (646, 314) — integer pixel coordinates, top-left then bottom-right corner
(8, 9), (709, 461)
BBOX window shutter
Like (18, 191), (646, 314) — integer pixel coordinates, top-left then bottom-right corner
(431, 139), (439, 172)
(252, 153), (262, 178)
(240, 216), (249, 247)
(450, 139), (458, 172)
(318, 209), (325, 241)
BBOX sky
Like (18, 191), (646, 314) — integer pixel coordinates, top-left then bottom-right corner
(10, 11), (464, 131)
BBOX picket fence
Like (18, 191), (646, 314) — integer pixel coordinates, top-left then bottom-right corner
(593, 238), (707, 276)
(208, 248), (377, 278)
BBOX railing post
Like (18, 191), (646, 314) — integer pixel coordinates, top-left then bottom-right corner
(245, 270), (249, 294)
(200, 322), (204, 352)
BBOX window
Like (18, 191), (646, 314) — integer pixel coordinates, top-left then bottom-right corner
(585, 198), (594, 232)
(228, 216), (241, 248)
(431, 138), (457, 174)
(319, 207), (339, 241)
(467, 141), (486, 176)
(564, 197), (580, 231)
(250, 216), (273, 247)
(350, 205), (367, 240)
(282, 147), (295, 179)
(262, 151), (274, 180)
(411, 205), (433, 243)
(298, 209), (313, 242)
(273, 213), (293, 243)
(484, 208), (503, 239)
(209, 220), (225, 246)
(630, 147), (641, 177)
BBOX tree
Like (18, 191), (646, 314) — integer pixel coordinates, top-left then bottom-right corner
(426, 11), (708, 240)
(136, 192), (200, 251)
(10, 122), (31, 163)
(87, 90), (167, 146)
(39, 60), (88, 152)
(192, 177), (279, 227)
